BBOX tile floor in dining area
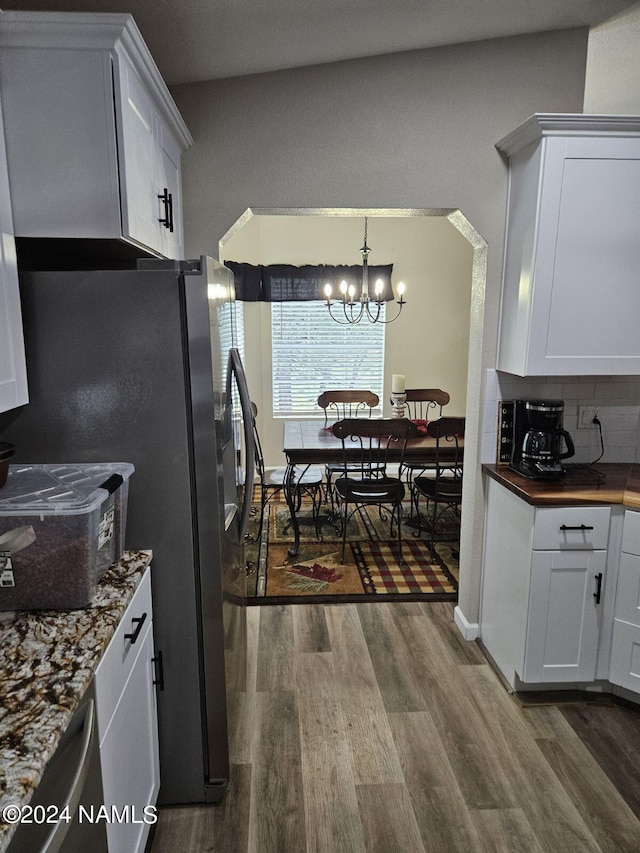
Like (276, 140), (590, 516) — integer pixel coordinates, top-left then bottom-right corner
(150, 601), (640, 853)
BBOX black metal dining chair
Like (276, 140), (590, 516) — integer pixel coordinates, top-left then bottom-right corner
(317, 390), (380, 511)
(331, 417), (418, 565)
(396, 388), (451, 517)
(250, 404), (324, 543)
(411, 416), (465, 545)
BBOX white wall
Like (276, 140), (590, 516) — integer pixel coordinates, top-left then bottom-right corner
(482, 371), (640, 466)
(221, 213), (473, 468)
(171, 27), (588, 631)
(584, 2), (640, 112)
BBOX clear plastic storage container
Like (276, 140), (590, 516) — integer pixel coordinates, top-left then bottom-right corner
(0, 463), (134, 610)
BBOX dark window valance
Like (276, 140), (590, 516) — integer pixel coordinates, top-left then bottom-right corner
(226, 261), (395, 302)
(226, 261), (263, 301)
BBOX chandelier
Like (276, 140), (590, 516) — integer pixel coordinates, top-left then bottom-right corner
(323, 217), (406, 325)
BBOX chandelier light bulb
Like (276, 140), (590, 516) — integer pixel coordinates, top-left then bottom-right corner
(324, 283), (332, 299)
(397, 281), (406, 296)
(374, 278), (384, 297)
(339, 280), (348, 296)
(347, 284), (356, 302)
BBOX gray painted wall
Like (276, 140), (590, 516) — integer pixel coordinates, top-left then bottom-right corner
(170, 26), (588, 628)
(584, 2), (640, 111)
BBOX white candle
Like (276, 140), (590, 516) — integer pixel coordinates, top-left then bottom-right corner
(392, 374), (405, 393)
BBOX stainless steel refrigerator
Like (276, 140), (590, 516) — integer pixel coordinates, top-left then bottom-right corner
(0, 256), (254, 805)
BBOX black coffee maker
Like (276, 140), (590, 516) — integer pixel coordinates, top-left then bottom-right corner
(510, 399), (575, 479)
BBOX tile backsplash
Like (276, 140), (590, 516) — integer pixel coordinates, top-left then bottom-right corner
(482, 371), (640, 465)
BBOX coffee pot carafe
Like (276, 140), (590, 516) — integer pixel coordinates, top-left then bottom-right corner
(510, 399), (575, 479)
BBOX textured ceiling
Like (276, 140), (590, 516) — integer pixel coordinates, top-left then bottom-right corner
(0, 0), (635, 84)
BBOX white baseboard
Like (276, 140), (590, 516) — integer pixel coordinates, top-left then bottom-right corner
(454, 605), (479, 641)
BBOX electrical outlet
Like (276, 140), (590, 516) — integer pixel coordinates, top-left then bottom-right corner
(578, 405), (598, 428)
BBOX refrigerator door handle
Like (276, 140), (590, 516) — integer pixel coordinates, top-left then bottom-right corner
(227, 348), (255, 540)
(238, 397), (255, 540)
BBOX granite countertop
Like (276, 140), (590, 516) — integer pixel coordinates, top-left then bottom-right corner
(482, 462), (640, 507)
(0, 550), (152, 852)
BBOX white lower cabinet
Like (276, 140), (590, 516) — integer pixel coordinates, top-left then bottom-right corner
(609, 510), (640, 694)
(480, 476), (610, 689)
(523, 549), (606, 683)
(94, 570), (160, 853)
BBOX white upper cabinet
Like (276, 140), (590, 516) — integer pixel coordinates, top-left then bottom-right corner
(0, 11), (193, 259)
(496, 114), (640, 376)
(0, 93), (28, 412)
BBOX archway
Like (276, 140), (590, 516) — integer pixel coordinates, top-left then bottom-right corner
(220, 207), (487, 632)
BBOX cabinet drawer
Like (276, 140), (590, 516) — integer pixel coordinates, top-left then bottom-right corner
(622, 509), (640, 556)
(533, 506), (610, 550)
(94, 570), (153, 738)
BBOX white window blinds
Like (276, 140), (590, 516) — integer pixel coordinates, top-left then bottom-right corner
(234, 300), (245, 361)
(271, 301), (385, 418)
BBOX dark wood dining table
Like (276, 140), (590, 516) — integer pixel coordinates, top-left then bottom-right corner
(282, 419), (464, 556)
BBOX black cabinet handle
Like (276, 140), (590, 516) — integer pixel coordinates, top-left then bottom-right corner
(594, 572), (603, 605)
(152, 650), (165, 691)
(560, 524), (594, 531)
(158, 188), (174, 232)
(166, 191), (174, 232)
(124, 611), (147, 644)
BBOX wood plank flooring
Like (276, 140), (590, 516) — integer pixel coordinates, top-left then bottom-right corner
(150, 602), (640, 853)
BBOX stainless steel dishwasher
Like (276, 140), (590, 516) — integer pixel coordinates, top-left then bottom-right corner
(8, 681), (108, 853)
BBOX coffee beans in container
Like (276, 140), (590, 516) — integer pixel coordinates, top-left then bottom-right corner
(0, 463), (134, 610)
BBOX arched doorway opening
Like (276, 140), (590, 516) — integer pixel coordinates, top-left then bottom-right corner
(220, 207), (487, 629)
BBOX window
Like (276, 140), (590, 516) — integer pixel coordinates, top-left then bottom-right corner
(208, 286), (244, 393)
(271, 301), (385, 417)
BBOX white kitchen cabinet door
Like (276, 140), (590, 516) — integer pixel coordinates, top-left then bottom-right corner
(523, 549), (606, 683)
(479, 476), (534, 689)
(0, 11), (192, 259)
(99, 627), (159, 853)
(609, 510), (640, 695)
(116, 56), (163, 256)
(613, 550), (640, 626)
(0, 235), (28, 412)
(609, 620), (640, 693)
(95, 570), (160, 853)
(157, 125), (185, 261)
(496, 114), (640, 376)
(0, 95), (28, 412)
(114, 53), (186, 259)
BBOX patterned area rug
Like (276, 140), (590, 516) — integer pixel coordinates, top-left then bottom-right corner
(245, 498), (459, 604)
